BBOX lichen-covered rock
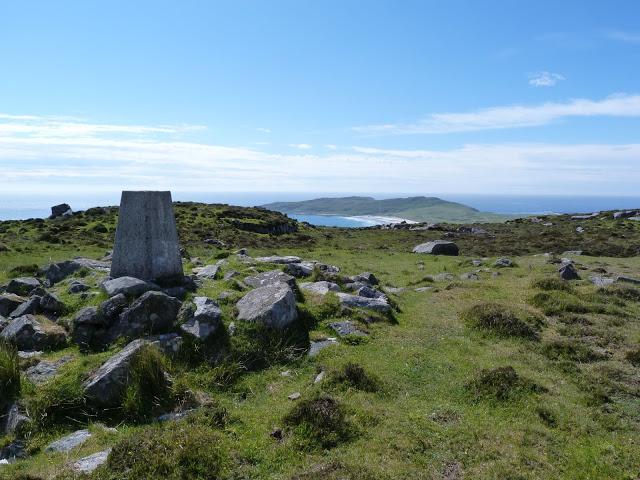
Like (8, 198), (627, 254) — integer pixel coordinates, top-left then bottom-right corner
(236, 283), (298, 329)
(0, 294), (25, 317)
(494, 257), (514, 268)
(39, 292), (65, 314)
(45, 429), (92, 453)
(0, 315), (67, 351)
(244, 270), (296, 289)
(180, 297), (222, 341)
(68, 280), (90, 294)
(284, 262), (315, 278)
(350, 272), (379, 286)
(300, 281), (340, 296)
(9, 296), (41, 318)
(335, 293), (390, 313)
(255, 255), (302, 264)
(101, 276), (155, 298)
(71, 449), (111, 474)
(412, 241), (459, 256)
(6, 277), (41, 296)
(83, 339), (148, 407)
(112, 291), (181, 339)
(42, 258), (110, 285)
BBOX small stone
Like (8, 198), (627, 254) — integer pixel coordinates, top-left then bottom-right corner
(314, 371), (326, 384)
(46, 429), (92, 453)
(494, 258), (513, 268)
(288, 392), (301, 400)
(71, 449), (111, 474)
(68, 280), (90, 294)
(281, 370), (292, 377)
(329, 320), (367, 337)
(308, 338), (338, 357)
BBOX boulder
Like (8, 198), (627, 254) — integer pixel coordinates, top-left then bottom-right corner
(460, 272), (480, 281)
(300, 281), (340, 296)
(68, 280), (90, 294)
(335, 293), (391, 312)
(83, 339), (149, 407)
(355, 285), (387, 301)
(284, 262), (315, 278)
(49, 203), (72, 219)
(244, 270), (296, 289)
(559, 263), (580, 280)
(0, 294), (25, 317)
(180, 297), (222, 341)
(308, 338), (339, 357)
(6, 277), (41, 296)
(433, 273), (455, 282)
(42, 258), (110, 284)
(350, 272), (379, 286)
(0, 315), (67, 351)
(329, 320), (367, 337)
(255, 255), (302, 264)
(494, 257), (514, 268)
(99, 293), (128, 324)
(71, 449), (111, 474)
(25, 355), (72, 384)
(72, 307), (107, 350)
(412, 240), (459, 256)
(101, 276), (155, 298)
(112, 291), (181, 339)
(613, 210), (637, 219)
(9, 296), (41, 318)
(236, 283), (298, 329)
(316, 263), (340, 275)
(39, 292), (65, 314)
(193, 262), (223, 280)
(45, 429), (92, 453)
(1, 403), (29, 436)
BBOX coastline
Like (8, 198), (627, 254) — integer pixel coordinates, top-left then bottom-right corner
(342, 215), (418, 225)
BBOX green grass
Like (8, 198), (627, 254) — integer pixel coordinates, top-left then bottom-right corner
(460, 302), (544, 339)
(0, 338), (20, 408)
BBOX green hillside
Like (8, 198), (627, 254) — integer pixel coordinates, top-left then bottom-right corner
(262, 196), (515, 223)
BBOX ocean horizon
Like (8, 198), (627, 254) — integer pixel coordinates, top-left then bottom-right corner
(1, 192), (640, 225)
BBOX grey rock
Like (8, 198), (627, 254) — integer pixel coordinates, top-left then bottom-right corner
(460, 272), (480, 281)
(180, 297), (222, 341)
(203, 238), (226, 247)
(559, 263), (580, 280)
(113, 291), (181, 338)
(335, 293), (390, 312)
(71, 449), (111, 474)
(255, 255), (302, 264)
(434, 273), (455, 282)
(590, 277), (613, 288)
(288, 392), (301, 400)
(1, 315), (67, 351)
(0, 294), (25, 317)
(110, 191), (184, 282)
(571, 212), (599, 220)
(316, 263), (341, 275)
(9, 296), (41, 318)
(1, 403), (29, 436)
(49, 203), (72, 219)
(616, 275), (640, 285)
(74, 307), (102, 326)
(383, 286), (406, 294)
(68, 280), (90, 294)
(314, 371), (326, 384)
(46, 429), (91, 453)
(223, 270), (240, 280)
(472, 259), (484, 266)
(193, 262), (224, 280)
(414, 287), (433, 292)
(613, 210), (638, 219)
(344, 281), (368, 292)
(329, 320), (367, 337)
(308, 338), (338, 357)
(83, 339), (149, 407)
(39, 292), (65, 314)
(99, 294), (128, 324)
(0, 441), (26, 463)
(300, 281), (340, 296)
(355, 285), (387, 301)
(101, 276), (155, 298)
(236, 283), (298, 329)
(413, 240), (459, 256)
(25, 355), (72, 384)
(350, 272), (379, 286)
(0, 315), (8, 332)
(576, 226), (585, 233)
(244, 270), (296, 289)
(148, 333), (183, 356)
(284, 261), (315, 278)
(42, 258), (110, 284)
(494, 257), (513, 268)
(6, 277), (41, 296)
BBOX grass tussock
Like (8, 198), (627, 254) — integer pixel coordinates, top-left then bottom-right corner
(597, 284), (640, 303)
(624, 348), (640, 367)
(122, 345), (174, 422)
(0, 339), (20, 408)
(466, 366), (545, 401)
(461, 302), (544, 339)
(542, 338), (609, 363)
(531, 277), (574, 292)
(96, 423), (227, 480)
(283, 393), (353, 449)
(528, 290), (626, 317)
(328, 362), (381, 392)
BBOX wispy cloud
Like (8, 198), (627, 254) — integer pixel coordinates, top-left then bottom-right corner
(256, 127), (271, 133)
(607, 30), (640, 44)
(352, 94), (640, 135)
(289, 143), (312, 149)
(1, 113), (639, 195)
(324, 144), (337, 150)
(529, 71), (565, 87)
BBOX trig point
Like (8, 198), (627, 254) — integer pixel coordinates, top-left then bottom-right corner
(110, 191), (184, 283)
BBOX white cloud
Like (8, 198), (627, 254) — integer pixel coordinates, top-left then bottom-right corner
(352, 94), (640, 135)
(324, 144), (337, 150)
(256, 127), (271, 133)
(607, 30), (640, 44)
(289, 143), (312, 149)
(1, 113), (639, 196)
(529, 71), (565, 87)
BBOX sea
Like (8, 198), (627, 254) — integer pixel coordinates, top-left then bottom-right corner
(1, 192), (639, 227)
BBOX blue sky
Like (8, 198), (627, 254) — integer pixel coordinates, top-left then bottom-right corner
(1, 0), (639, 196)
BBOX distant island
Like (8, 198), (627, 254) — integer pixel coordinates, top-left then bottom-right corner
(262, 196), (516, 223)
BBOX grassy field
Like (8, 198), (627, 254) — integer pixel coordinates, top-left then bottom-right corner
(1, 205), (640, 479)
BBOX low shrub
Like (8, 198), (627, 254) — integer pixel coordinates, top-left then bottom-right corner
(597, 284), (640, 303)
(624, 348), (640, 366)
(0, 339), (20, 407)
(283, 393), (353, 449)
(8, 264), (39, 278)
(531, 277), (574, 292)
(121, 345), (174, 422)
(542, 338), (608, 363)
(461, 302), (543, 339)
(528, 290), (620, 317)
(466, 366), (545, 401)
(329, 362), (380, 392)
(97, 423), (227, 480)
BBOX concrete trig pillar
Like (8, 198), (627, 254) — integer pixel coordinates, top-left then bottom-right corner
(110, 191), (184, 283)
